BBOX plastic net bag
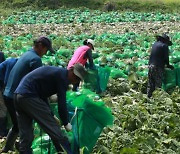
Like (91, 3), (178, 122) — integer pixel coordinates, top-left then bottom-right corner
(71, 95), (113, 153)
(84, 67), (110, 93)
(162, 68), (177, 91)
(97, 67), (111, 92)
(84, 69), (99, 92)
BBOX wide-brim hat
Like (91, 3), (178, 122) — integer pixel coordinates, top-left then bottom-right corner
(156, 34), (172, 46)
(73, 63), (87, 81)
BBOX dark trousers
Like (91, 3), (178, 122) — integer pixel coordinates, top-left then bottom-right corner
(3, 96), (19, 152)
(4, 96), (19, 133)
(14, 94), (72, 154)
(0, 91), (8, 137)
(147, 65), (164, 98)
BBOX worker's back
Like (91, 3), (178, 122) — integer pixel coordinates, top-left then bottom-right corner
(149, 41), (169, 68)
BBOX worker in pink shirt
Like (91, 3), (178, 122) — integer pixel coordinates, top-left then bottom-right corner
(67, 39), (95, 91)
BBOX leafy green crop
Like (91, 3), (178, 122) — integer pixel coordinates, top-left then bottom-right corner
(2, 9), (180, 25)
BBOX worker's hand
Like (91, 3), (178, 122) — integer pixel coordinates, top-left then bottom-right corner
(168, 65), (174, 70)
(64, 123), (72, 132)
(54, 115), (61, 126)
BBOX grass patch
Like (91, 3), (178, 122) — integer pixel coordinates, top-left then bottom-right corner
(0, 0), (179, 14)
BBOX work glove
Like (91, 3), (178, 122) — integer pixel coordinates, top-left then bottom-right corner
(168, 65), (174, 70)
(64, 123), (72, 132)
(54, 115), (61, 126)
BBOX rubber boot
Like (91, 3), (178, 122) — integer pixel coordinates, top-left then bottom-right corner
(0, 128), (18, 153)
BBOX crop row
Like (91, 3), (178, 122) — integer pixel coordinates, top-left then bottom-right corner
(1, 9), (180, 24)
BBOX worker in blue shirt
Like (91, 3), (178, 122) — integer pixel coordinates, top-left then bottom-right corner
(147, 34), (174, 98)
(0, 58), (18, 90)
(14, 63), (87, 154)
(0, 58), (18, 138)
(1, 36), (54, 153)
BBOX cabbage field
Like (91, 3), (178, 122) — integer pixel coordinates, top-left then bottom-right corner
(0, 8), (180, 154)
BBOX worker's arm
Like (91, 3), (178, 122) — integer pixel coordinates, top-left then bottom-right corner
(29, 57), (42, 71)
(57, 83), (69, 126)
(85, 49), (95, 69)
(0, 60), (7, 90)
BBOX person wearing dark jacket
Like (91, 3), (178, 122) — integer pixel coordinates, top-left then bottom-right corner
(14, 63), (86, 154)
(1, 36), (54, 153)
(0, 58), (18, 138)
(147, 34), (174, 98)
(0, 51), (5, 63)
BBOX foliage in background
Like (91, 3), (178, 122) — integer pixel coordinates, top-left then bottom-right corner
(0, 0), (180, 13)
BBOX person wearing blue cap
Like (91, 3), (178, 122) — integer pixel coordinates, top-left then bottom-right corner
(147, 34), (174, 98)
(1, 36), (54, 153)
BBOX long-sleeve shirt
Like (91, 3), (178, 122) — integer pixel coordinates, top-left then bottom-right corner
(0, 52), (5, 63)
(15, 66), (69, 126)
(84, 49), (94, 69)
(149, 41), (170, 68)
(4, 48), (42, 98)
(0, 58), (18, 90)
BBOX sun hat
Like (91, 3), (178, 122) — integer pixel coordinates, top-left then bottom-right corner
(156, 34), (172, 46)
(87, 39), (95, 50)
(73, 63), (87, 80)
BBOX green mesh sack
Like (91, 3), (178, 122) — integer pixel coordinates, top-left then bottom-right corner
(97, 67), (110, 92)
(71, 95), (113, 153)
(162, 69), (177, 91)
(84, 70), (99, 92)
(50, 101), (76, 120)
(84, 67), (110, 93)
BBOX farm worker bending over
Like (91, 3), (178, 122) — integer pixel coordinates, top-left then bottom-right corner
(0, 58), (18, 138)
(0, 51), (5, 63)
(1, 36), (55, 153)
(14, 63), (87, 154)
(68, 39), (95, 91)
(147, 34), (174, 98)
